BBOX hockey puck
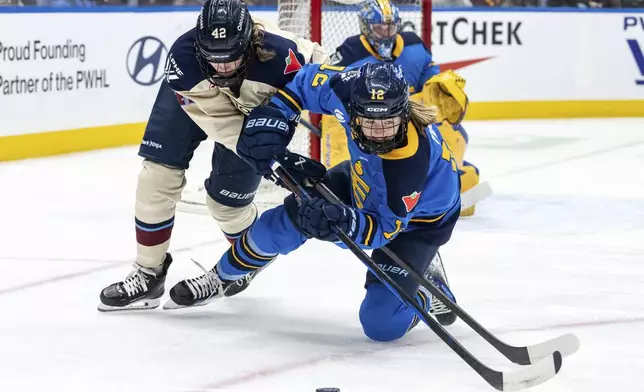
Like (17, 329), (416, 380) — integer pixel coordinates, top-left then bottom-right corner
(316, 389), (340, 392)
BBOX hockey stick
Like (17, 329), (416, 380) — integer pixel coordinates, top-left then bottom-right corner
(300, 118), (493, 211)
(313, 181), (580, 365)
(271, 161), (565, 391)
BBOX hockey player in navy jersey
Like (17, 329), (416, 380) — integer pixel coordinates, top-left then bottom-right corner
(97, 0), (328, 312)
(166, 62), (461, 339)
(324, 0), (480, 218)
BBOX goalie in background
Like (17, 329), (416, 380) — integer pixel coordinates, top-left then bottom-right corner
(166, 63), (461, 335)
(97, 0), (328, 312)
(323, 0), (480, 217)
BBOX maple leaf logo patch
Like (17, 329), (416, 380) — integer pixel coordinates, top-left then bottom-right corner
(402, 191), (421, 213)
(283, 48), (303, 74)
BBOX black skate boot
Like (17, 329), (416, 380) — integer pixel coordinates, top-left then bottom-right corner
(98, 253), (173, 312)
(223, 270), (257, 297)
(164, 255), (274, 309)
(164, 260), (252, 310)
(425, 252), (458, 326)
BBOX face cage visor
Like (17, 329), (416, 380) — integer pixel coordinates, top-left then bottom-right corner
(350, 112), (409, 155)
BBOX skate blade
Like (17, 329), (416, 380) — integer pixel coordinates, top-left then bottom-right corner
(97, 298), (160, 312)
(162, 295), (223, 310)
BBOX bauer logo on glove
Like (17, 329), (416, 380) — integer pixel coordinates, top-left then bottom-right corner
(245, 117), (290, 132)
(237, 105), (297, 176)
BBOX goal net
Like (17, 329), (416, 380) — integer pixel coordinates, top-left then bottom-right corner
(278, 0), (428, 58)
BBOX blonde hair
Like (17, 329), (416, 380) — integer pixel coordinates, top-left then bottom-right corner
(252, 23), (276, 62)
(409, 101), (438, 131)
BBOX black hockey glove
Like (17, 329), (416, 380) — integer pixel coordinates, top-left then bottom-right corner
(237, 105), (296, 176)
(296, 197), (356, 242)
(266, 151), (327, 189)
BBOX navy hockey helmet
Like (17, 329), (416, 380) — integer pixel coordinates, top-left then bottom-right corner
(195, 0), (253, 87)
(349, 63), (410, 155)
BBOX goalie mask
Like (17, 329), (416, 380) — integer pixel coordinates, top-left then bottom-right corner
(359, 0), (401, 60)
(349, 63), (410, 155)
(195, 0), (253, 87)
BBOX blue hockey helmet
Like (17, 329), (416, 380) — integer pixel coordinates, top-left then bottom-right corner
(359, 0), (401, 60)
(349, 63), (410, 155)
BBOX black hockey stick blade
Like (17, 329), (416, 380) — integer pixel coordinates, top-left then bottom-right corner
(271, 161), (564, 390)
(313, 181), (580, 365)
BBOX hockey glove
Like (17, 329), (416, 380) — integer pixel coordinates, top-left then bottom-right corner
(237, 105), (296, 176)
(297, 197), (356, 242)
(422, 70), (469, 124)
(266, 151), (327, 189)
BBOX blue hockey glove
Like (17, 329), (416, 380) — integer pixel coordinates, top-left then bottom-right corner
(237, 105), (296, 176)
(297, 197), (356, 242)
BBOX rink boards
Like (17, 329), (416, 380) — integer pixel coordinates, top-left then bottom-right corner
(0, 7), (642, 161)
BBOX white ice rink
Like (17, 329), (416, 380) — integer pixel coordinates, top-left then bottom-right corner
(1, 118), (643, 392)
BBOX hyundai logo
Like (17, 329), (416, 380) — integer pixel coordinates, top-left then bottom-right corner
(126, 36), (168, 86)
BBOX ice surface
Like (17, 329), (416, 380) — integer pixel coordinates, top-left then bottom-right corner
(1, 118), (643, 392)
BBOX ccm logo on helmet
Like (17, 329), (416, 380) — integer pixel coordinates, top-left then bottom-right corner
(366, 107), (389, 112)
(246, 118), (289, 131)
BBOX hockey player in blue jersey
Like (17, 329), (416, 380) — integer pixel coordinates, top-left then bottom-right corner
(323, 0), (480, 218)
(166, 62), (461, 340)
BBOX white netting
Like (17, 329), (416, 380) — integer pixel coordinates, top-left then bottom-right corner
(278, 0), (425, 52)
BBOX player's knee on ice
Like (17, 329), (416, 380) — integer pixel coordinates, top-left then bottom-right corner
(359, 284), (415, 342)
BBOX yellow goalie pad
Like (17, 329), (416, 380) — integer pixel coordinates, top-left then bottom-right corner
(435, 121), (480, 216)
(320, 114), (350, 168)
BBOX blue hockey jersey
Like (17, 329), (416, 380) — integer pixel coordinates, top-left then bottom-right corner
(214, 62), (461, 282)
(272, 63), (461, 249)
(329, 32), (439, 94)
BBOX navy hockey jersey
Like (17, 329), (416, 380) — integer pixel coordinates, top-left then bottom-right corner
(163, 19), (327, 152)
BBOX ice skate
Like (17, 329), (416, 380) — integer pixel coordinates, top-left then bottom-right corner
(164, 260), (259, 310)
(98, 253), (173, 312)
